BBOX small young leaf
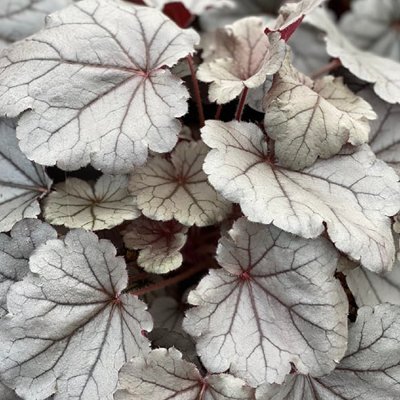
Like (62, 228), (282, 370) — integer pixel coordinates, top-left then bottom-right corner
(265, 0), (326, 41)
(0, 0), (76, 45)
(0, 230), (153, 400)
(340, 0), (400, 61)
(0, 219), (57, 317)
(197, 17), (285, 104)
(130, 141), (231, 227)
(183, 218), (348, 386)
(264, 54), (376, 169)
(43, 175), (139, 231)
(257, 304), (400, 399)
(201, 120), (400, 273)
(123, 217), (188, 273)
(115, 347), (255, 400)
(307, 7), (400, 104)
(0, 119), (52, 232)
(0, 0), (199, 173)
(359, 87), (400, 175)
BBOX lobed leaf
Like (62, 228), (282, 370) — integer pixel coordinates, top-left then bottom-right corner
(264, 54), (376, 169)
(0, 119), (52, 232)
(258, 304), (400, 399)
(115, 347), (255, 400)
(201, 120), (400, 273)
(0, 219), (57, 317)
(197, 17), (285, 104)
(0, 230), (153, 400)
(0, 0), (199, 173)
(307, 7), (400, 104)
(183, 218), (348, 386)
(130, 141), (231, 227)
(123, 217), (188, 273)
(43, 175), (139, 231)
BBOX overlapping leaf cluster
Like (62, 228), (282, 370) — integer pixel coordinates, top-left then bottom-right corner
(0, 0), (399, 399)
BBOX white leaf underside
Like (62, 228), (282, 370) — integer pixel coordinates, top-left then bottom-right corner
(0, 0), (75, 44)
(130, 140), (232, 227)
(183, 218), (348, 386)
(0, 119), (51, 232)
(264, 54), (376, 170)
(359, 87), (400, 175)
(0, 0), (199, 174)
(197, 17), (285, 104)
(0, 230), (153, 400)
(0, 219), (56, 318)
(43, 175), (140, 231)
(123, 218), (188, 273)
(340, 0), (400, 62)
(306, 7), (400, 104)
(202, 120), (400, 273)
(115, 348), (255, 400)
(266, 0), (326, 34)
(259, 304), (400, 400)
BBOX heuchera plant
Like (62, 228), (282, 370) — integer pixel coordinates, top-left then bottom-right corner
(0, 0), (399, 399)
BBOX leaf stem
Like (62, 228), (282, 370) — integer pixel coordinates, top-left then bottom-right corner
(130, 263), (210, 296)
(187, 55), (205, 128)
(215, 104), (223, 120)
(235, 87), (249, 121)
(311, 58), (342, 80)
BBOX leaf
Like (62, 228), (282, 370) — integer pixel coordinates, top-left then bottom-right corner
(43, 175), (139, 231)
(0, 0), (199, 174)
(344, 230), (400, 306)
(115, 347), (255, 400)
(257, 304), (400, 400)
(339, 0), (400, 61)
(0, 119), (52, 232)
(201, 120), (400, 273)
(123, 217), (188, 273)
(306, 7), (400, 104)
(346, 262), (400, 307)
(359, 87), (400, 175)
(130, 141), (231, 227)
(264, 54), (376, 169)
(197, 17), (285, 104)
(0, 219), (57, 317)
(265, 0), (326, 41)
(0, 230), (153, 400)
(202, 121), (400, 272)
(143, 0), (233, 15)
(183, 218), (348, 386)
(0, 0), (75, 45)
